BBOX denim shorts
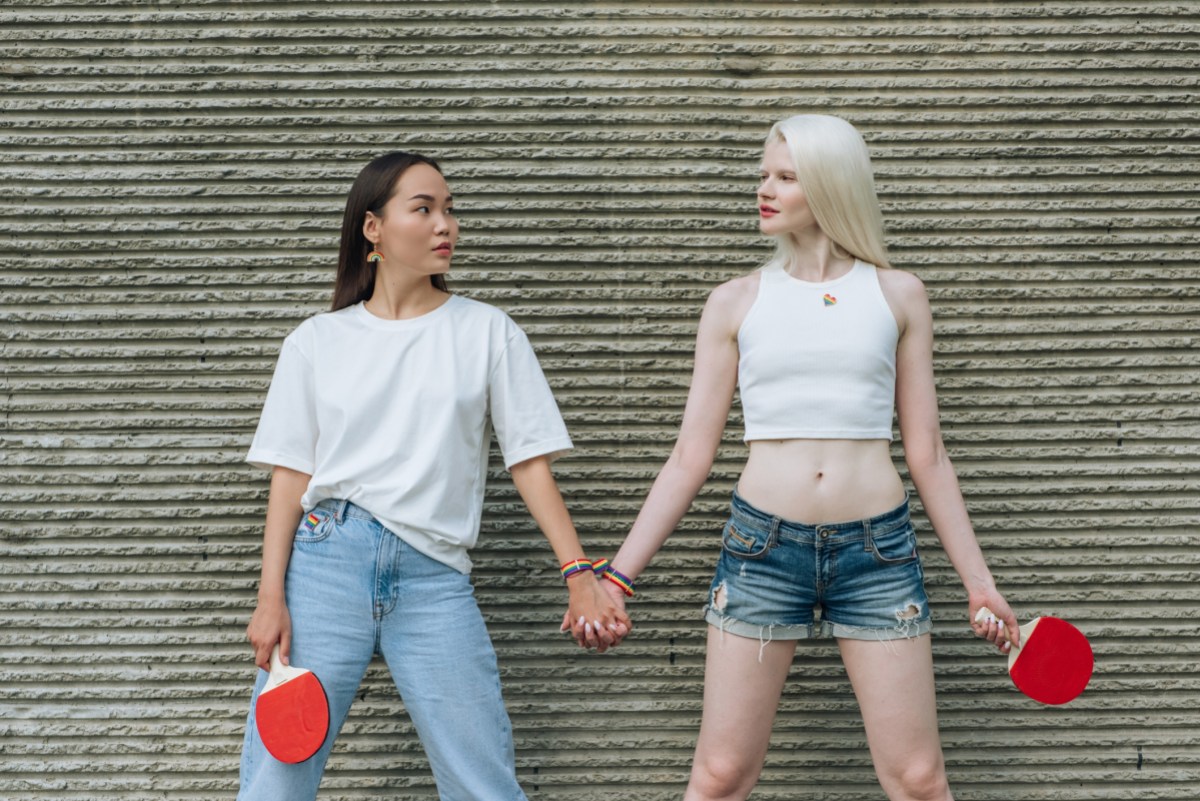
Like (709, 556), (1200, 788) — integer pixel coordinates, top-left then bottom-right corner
(703, 490), (932, 641)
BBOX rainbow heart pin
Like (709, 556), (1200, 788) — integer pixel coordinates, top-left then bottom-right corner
(823, 294), (837, 307)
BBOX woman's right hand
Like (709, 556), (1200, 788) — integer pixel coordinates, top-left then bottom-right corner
(561, 574), (632, 653)
(246, 593), (291, 671)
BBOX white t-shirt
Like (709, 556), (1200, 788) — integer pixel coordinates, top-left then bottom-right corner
(246, 295), (573, 573)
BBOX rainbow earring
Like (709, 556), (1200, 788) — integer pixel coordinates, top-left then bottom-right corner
(366, 245), (383, 264)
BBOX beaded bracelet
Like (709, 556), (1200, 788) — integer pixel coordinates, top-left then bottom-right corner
(600, 565), (635, 598)
(560, 558), (594, 581)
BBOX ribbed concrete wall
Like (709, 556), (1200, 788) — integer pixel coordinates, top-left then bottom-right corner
(2, 2), (1198, 799)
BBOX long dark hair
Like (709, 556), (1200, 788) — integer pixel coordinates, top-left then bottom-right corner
(331, 152), (449, 311)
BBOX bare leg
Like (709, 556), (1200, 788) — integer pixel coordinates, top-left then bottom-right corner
(838, 634), (953, 801)
(685, 626), (798, 801)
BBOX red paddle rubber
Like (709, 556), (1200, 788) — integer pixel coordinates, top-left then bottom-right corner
(1009, 616), (1094, 705)
(976, 607), (1094, 705)
(255, 646), (330, 763)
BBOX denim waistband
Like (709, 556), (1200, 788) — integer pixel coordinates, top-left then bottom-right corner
(314, 498), (375, 523)
(730, 488), (910, 539)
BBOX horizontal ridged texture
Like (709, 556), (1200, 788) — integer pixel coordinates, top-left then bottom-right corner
(2, 1), (1198, 798)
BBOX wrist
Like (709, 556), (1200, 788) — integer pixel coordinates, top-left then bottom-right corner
(598, 564), (635, 598)
(565, 571), (599, 593)
(560, 557), (595, 582)
(965, 580), (997, 599)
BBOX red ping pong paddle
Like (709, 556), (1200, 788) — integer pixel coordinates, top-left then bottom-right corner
(255, 645), (330, 763)
(975, 606), (1093, 705)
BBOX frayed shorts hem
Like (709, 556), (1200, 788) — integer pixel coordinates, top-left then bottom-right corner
(704, 608), (932, 641)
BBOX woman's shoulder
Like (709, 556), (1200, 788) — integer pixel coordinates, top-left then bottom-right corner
(874, 266), (930, 309)
(447, 294), (522, 333)
(287, 302), (359, 339)
(705, 270), (763, 316)
(873, 266), (931, 333)
(710, 270), (762, 304)
(874, 265), (927, 300)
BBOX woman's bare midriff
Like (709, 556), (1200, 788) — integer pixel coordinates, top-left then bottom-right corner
(737, 439), (907, 525)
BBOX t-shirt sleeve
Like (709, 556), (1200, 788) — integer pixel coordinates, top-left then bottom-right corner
(489, 326), (573, 470)
(246, 336), (318, 474)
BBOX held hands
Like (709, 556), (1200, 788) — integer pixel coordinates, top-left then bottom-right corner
(559, 572), (632, 654)
(968, 588), (1019, 654)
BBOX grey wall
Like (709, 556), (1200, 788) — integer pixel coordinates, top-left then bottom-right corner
(2, 2), (1198, 799)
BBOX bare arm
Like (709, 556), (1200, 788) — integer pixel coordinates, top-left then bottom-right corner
(608, 279), (747, 582)
(245, 466), (309, 669)
(890, 272), (1018, 648)
(510, 455), (631, 650)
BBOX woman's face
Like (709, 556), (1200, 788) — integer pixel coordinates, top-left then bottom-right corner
(757, 139), (817, 236)
(365, 163), (458, 276)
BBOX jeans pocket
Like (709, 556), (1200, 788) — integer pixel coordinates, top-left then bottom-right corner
(868, 523), (919, 566)
(721, 519), (775, 560)
(294, 508), (334, 543)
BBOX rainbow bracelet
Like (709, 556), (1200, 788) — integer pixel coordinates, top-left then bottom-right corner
(560, 558), (594, 581)
(600, 565), (635, 597)
(590, 558), (610, 575)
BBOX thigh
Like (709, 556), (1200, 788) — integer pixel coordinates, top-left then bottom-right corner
(239, 510), (377, 800)
(686, 625), (797, 801)
(379, 541), (526, 801)
(838, 635), (948, 796)
(285, 508), (378, 724)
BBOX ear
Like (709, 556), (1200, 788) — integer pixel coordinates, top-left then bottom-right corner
(362, 211), (381, 246)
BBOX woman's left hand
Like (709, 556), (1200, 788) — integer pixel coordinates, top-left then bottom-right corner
(968, 588), (1019, 654)
(560, 574), (632, 653)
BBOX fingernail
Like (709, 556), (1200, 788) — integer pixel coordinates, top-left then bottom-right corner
(578, 616), (586, 625)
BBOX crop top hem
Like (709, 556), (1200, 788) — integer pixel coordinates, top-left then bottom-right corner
(743, 428), (894, 443)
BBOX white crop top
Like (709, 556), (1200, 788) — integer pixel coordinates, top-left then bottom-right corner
(738, 260), (899, 442)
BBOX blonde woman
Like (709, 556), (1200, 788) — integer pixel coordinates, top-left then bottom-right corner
(586, 116), (1017, 800)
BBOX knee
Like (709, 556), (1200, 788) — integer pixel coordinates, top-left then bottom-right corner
(687, 752), (759, 801)
(889, 757), (950, 801)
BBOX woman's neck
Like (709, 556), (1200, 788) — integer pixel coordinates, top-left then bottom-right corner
(364, 268), (447, 320)
(783, 230), (854, 282)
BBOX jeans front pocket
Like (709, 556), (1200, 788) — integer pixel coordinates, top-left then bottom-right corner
(867, 522), (919, 566)
(721, 518), (776, 560)
(294, 508), (334, 543)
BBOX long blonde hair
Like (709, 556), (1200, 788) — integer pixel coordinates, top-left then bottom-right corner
(763, 114), (891, 270)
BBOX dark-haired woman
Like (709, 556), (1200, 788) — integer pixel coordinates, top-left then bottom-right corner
(237, 153), (630, 800)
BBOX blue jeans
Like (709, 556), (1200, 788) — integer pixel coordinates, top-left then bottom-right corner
(237, 500), (527, 801)
(703, 490), (933, 641)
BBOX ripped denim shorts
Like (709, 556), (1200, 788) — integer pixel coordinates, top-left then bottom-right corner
(703, 490), (932, 641)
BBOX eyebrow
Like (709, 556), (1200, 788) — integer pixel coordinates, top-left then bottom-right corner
(409, 194), (453, 202)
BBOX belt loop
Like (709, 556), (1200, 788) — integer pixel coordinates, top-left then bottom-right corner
(770, 515), (781, 545)
(862, 518), (873, 553)
(335, 498), (350, 524)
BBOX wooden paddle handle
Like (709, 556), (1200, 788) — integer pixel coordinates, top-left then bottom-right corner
(974, 606), (1013, 645)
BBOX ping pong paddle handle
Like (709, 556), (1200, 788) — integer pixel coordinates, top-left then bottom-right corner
(975, 606), (1026, 654)
(265, 644), (308, 690)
